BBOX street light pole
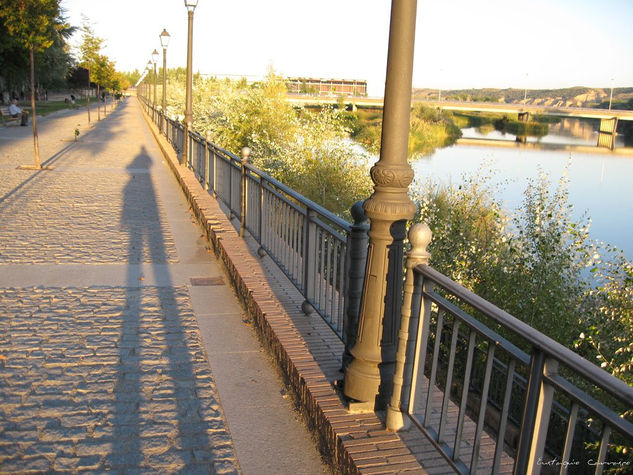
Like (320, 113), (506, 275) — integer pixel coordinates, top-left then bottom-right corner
(344, 0), (418, 410)
(609, 79), (614, 111)
(160, 29), (170, 116)
(152, 49), (159, 108)
(146, 60), (152, 105)
(182, 0), (198, 166)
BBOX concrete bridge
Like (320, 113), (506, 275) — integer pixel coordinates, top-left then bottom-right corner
(288, 95), (631, 149)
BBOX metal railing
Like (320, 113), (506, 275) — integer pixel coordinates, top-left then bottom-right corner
(139, 98), (366, 341)
(388, 224), (633, 474)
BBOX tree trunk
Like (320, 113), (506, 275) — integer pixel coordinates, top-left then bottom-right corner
(30, 47), (41, 169)
(97, 84), (101, 121)
(86, 67), (91, 123)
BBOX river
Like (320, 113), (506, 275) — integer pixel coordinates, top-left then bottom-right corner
(411, 118), (633, 259)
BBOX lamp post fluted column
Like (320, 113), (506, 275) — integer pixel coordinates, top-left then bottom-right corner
(182, 1), (197, 166)
(344, 0), (418, 410)
(162, 47), (167, 110)
(152, 49), (159, 108)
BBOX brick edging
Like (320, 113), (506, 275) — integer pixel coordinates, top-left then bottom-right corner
(139, 102), (425, 475)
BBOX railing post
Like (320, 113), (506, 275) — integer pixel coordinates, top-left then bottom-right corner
(302, 208), (317, 315)
(342, 201), (370, 370)
(387, 223), (431, 431)
(515, 351), (558, 474)
(240, 147), (250, 238)
(526, 357), (558, 474)
(204, 133), (211, 191)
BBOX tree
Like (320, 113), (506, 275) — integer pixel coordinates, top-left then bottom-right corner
(91, 53), (115, 118)
(0, 0), (65, 169)
(77, 17), (104, 123)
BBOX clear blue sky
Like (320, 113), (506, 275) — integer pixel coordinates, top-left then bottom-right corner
(61, 0), (633, 96)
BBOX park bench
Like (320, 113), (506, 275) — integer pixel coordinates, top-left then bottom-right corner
(0, 104), (30, 126)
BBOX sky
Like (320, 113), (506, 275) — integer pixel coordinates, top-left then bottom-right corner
(60, 0), (633, 97)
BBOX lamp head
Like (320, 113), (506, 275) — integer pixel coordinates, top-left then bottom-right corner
(184, 0), (198, 12)
(152, 49), (159, 64)
(159, 29), (170, 48)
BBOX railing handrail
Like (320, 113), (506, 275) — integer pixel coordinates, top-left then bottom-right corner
(416, 263), (633, 408)
(159, 106), (351, 233)
(144, 99), (356, 340)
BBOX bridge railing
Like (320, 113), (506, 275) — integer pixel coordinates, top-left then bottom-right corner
(389, 226), (633, 473)
(140, 98), (354, 340)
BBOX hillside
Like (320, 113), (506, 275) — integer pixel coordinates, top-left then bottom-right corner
(412, 87), (633, 108)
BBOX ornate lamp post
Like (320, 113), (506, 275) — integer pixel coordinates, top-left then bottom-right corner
(344, 0), (418, 410)
(146, 60), (153, 104)
(182, 0), (198, 166)
(160, 29), (170, 114)
(152, 49), (159, 107)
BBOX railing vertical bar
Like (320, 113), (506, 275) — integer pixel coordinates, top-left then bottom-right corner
(453, 330), (477, 461)
(280, 200), (286, 266)
(319, 230), (326, 315)
(290, 205), (295, 274)
(594, 426), (612, 475)
(258, 178), (264, 242)
(338, 241), (346, 332)
(559, 403), (579, 475)
(204, 141), (210, 191)
(424, 309), (444, 428)
(492, 359), (516, 475)
(286, 203), (292, 270)
(281, 202), (287, 268)
(470, 343), (496, 473)
(438, 320), (460, 443)
(212, 148), (218, 197)
(326, 235), (333, 319)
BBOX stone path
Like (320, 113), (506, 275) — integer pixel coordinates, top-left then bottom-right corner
(0, 102), (329, 474)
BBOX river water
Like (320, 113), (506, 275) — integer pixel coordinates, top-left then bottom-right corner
(410, 118), (633, 259)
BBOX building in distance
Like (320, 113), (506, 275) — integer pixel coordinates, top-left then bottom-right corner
(286, 77), (367, 97)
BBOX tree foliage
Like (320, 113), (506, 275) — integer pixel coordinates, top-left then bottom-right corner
(0, 0), (73, 92)
(414, 166), (633, 383)
(163, 71), (372, 217)
(0, 0), (62, 52)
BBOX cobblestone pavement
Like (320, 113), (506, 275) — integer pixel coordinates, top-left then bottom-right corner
(0, 102), (241, 473)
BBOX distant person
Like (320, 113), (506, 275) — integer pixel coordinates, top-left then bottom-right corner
(9, 99), (28, 126)
(70, 94), (76, 104)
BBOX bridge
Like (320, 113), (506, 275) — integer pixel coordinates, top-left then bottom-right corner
(288, 95), (632, 149)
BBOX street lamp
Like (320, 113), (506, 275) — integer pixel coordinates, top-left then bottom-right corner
(182, 0), (198, 166)
(152, 49), (159, 107)
(344, 0), (418, 411)
(609, 78), (614, 111)
(159, 29), (170, 115)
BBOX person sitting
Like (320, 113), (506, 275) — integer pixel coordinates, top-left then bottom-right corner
(8, 100), (28, 126)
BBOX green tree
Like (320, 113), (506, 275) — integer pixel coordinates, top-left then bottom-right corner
(77, 17), (104, 123)
(0, 0), (65, 169)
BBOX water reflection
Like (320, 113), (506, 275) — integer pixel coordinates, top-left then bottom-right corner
(462, 117), (629, 148)
(412, 119), (633, 259)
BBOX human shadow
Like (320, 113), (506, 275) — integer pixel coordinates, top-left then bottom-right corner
(112, 146), (215, 470)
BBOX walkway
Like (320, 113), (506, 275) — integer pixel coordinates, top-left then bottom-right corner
(0, 102), (329, 473)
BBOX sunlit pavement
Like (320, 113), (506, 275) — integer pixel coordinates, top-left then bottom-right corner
(0, 101), (328, 474)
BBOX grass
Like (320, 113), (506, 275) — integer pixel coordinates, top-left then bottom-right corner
(31, 99), (89, 116)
